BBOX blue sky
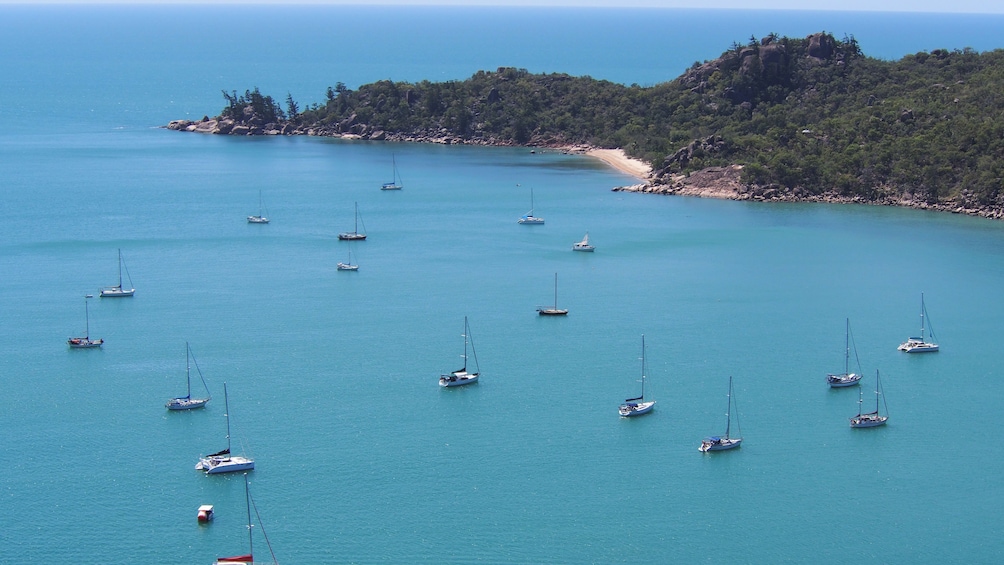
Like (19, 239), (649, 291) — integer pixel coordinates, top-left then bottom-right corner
(2, 0), (1002, 12)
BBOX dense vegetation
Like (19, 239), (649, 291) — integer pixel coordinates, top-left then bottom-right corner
(215, 32), (1004, 206)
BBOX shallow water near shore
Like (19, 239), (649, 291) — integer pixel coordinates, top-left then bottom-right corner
(2, 5), (1004, 564)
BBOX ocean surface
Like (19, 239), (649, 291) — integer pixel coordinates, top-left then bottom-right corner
(2, 5), (1004, 564)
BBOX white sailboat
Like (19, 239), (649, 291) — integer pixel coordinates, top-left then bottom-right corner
(898, 292), (939, 352)
(827, 318), (863, 387)
(700, 376), (743, 452)
(99, 249), (135, 297)
(214, 474), (277, 565)
(619, 335), (656, 417)
(247, 190), (270, 224)
(166, 342), (212, 410)
(517, 185), (544, 224)
(572, 232), (594, 252)
(67, 294), (103, 348)
(197, 382), (255, 474)
(338, 202), (367, 240)
(381, 154), (403, 190)
(850, 370), (889, 428)
(439, 316), (480, 387)
(537, 272), (568, 316)
(337, 249), (359, 271)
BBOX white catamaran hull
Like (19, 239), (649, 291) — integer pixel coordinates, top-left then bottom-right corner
(198, 456), (255, 474)
(619, 400), (655, 417)
(898, 339), (939, 353)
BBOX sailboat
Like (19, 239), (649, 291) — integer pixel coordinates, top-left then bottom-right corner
(827, 318), (863, 387)
(337, 249), (359, 271)
(537, 272), (568, 316)
(700, 376), (743, 452)
(850, 370), (889, 428)
(380, 154), (403, 190)
(99, 249), (135, 297)
(439, 316), (480, 387)
(67, 294), (103, 348)
(517, 185), (544, 224)
(619, 335), (656, 417)
(166, 342), (212, 410)
(214, 474), (278, 565)
(572, 232), (595, 252)
(898, 292), (939, 352)
(247, 190), (270, 224)
(338, 202), (367, 240)
(196, 382), (255, 474)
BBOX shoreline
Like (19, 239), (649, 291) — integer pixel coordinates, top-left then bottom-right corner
(164, 120), (1004, 221)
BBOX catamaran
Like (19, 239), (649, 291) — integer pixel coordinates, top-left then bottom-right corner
(898, 292), (939, 352)
(99, 249), (135, 297)
(537, 272), (568, 316)
(517, 185), (544, 224)
(439, 316), (480, 387)
(197, 382), (255, 474)
(166, 342), (212, 410)
(700, 376), (743, 452)
(827, 318), (863, 387)
(67, 295), (103, 348)
(619, 335), (656, 417)
(573, 232), (594, 252)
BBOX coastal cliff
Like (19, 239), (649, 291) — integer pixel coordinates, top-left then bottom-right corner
(168, 31), (1004, 220)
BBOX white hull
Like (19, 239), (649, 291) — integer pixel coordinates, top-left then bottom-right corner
(381, 183), (402, 190)
(572, 244), (595, 252)
(198, 455), (255, 474)
(518, 215), (544, 225)
(100, 287), (135, 297)
(537, 308), (568, 316)
(850, 413), (888, 428)
(338, 233), (366, 240)
(247, 215), (270, 224)
(619, 400), (655, 417)
(898, 339), (938, 353)
(439, 372), (479, 387)
(68, 337), (103, 348)
(700, 437), (742, 452)
(827, 373), (862, 387)
(166, 396), (210, 410)
(337, 263), (359, 271)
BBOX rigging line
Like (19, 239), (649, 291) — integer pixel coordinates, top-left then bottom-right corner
(249, 490), (279, 565)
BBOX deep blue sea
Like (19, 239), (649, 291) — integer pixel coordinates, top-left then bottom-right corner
(2, 5), (1004, 564)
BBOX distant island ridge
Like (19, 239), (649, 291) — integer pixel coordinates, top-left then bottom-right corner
(168, 31), (1004, 220)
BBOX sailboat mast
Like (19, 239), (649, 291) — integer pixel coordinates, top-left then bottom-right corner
(874, 370), (881, 414)
(186, 342), (192, 398)
(554, 273), (558, 309)
(244, 474), (254, 561)
(462, 316), (468, 371)
(224, 382), (232, 453)
(640, 335), (646, 399)
(84, 296), (91, 338)
(117, 248), (123, 288)
(920, 293), (927, 341)
(725, 376), (733, 439)
(844, 318), (850, 375)
(354, 202), (359, 233)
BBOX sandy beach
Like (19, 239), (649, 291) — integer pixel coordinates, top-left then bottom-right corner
(584, 148), (652, 180)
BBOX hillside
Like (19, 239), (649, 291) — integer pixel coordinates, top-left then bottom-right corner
(167, 32), (1004, 218)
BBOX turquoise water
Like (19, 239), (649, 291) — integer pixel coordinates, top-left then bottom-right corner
(2, 6), (1004, 564)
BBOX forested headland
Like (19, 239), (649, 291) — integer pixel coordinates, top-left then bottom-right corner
(167, 32), (1004, 218)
